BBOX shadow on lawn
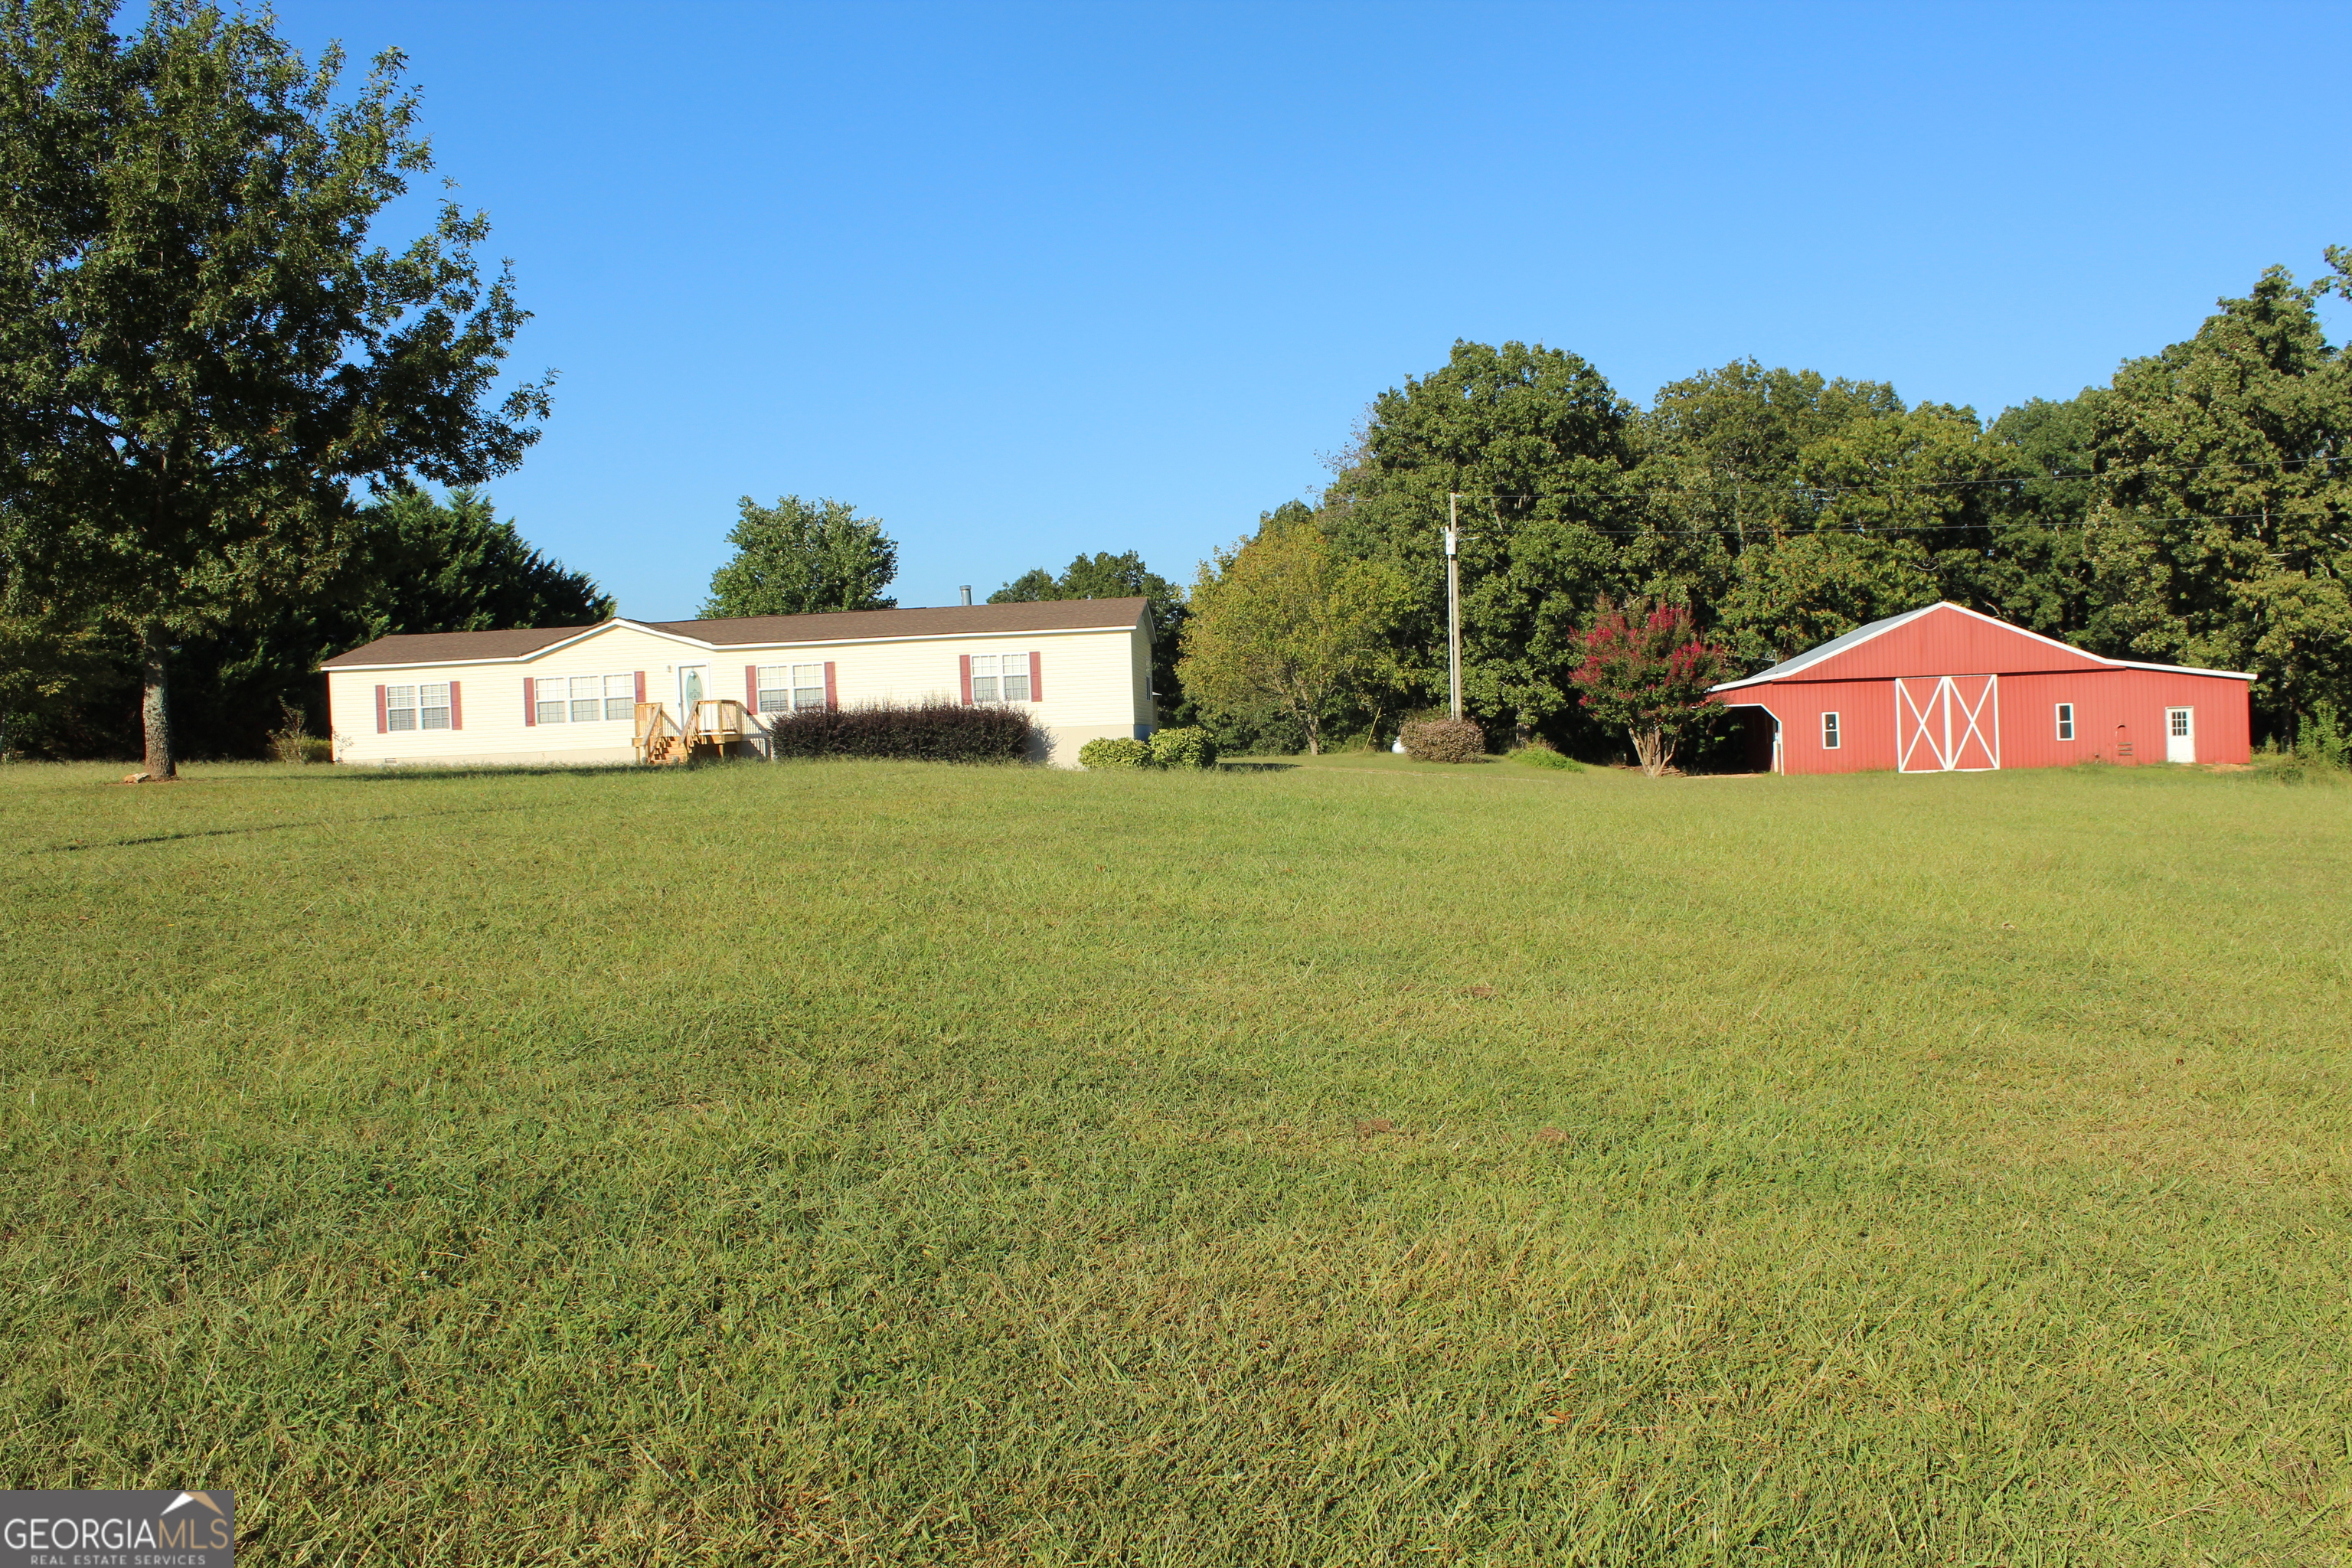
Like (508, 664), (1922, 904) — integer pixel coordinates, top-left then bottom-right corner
(33, 802), (536, 854)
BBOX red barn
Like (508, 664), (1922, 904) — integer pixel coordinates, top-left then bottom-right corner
(1708, 602), (2252, 775)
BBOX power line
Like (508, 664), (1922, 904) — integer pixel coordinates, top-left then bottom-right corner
(1340, 452), (2346, 511)
(1488, 511), (2350, 540)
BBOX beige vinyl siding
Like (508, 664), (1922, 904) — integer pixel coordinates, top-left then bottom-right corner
(327, 615), (1153, 768)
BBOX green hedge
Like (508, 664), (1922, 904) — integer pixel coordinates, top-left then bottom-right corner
(1148, 727), (1217, 769)
(1079, 737), (1154, 769)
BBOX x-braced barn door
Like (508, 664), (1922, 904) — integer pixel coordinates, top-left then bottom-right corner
(1894, 675), (1999, 772)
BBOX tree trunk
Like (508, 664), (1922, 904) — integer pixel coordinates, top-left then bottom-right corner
(1630, 724), (1674, 778)
(141, 623), (175, 779)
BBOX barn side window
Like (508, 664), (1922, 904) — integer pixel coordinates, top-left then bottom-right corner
(1821, 712), (1841, 749)
(2056, 703), (2075, 741)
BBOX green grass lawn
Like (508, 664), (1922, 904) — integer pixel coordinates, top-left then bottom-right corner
(3, 755), (2348, 1565)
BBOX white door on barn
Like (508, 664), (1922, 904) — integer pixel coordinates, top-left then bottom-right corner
(2165, 707), (2194, 763)
(1894, 675), (2000, 772)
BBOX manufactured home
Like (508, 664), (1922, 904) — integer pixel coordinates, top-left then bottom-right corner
(1709, 602), (2254, 775)
(320, 599), (1156, 768)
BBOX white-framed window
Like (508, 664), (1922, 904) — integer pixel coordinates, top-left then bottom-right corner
(537, 674), (631, 724)
(1821, 711), (1840, 749)
(759, 664), (828, 713)
(2170, 708), (2192, 738)
(386, 683), (451, 731)
(2056, 703), (2076, 741)
(972, 652), (1031, 704)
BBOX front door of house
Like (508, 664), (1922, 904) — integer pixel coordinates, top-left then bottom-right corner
(678, 665), (707, 724)
(1894, 675), (2000, 772)
(2165, 707), (2195, 763)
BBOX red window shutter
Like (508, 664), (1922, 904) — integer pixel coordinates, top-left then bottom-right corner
(522, 676), (535, 726)
(634, 671), (646, 704)
(1028, 650), (1044, 702)
(959, 654), (974, 705)
(448, 681), (463, 730)
(745, 665), (758, 706)
(375, 684), (388, 733)
(823, 661), (838, 710)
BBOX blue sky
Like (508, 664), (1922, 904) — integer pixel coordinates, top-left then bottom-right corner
(261, 1), (2350, 621)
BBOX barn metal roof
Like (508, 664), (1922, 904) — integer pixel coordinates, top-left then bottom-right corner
(1708, 600), (2255, 693)
(1717, 603), (1943, 688)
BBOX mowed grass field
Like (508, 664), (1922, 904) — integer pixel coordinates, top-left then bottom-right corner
(2, 755), (2349, 1566)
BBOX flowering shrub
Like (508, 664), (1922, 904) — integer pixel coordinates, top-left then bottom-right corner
(1569, 600), (1731, 777)
(1148, 727), (1217, 769)
(1399, 717), (1485, 763)
(1080, 737), (1155, 769)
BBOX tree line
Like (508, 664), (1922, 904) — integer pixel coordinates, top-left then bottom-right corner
(1179, 260), (2352, 758)
(6, 7), (2341, 768)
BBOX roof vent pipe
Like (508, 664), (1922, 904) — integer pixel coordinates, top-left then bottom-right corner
(960, 585), (972, 606)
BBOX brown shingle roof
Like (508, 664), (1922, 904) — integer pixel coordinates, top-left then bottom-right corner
(644, 599), (1149, 646)
(318, 599), (1149, 669)
(318, 625), (593, 668)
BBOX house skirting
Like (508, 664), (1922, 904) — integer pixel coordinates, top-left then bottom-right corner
(341, 745), (639, 768)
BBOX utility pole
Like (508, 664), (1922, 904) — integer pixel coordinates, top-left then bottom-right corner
(1445, 493), (1464, 721)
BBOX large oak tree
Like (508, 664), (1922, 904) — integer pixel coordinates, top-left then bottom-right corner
(2088, 257), (2352, 738)
(702, 495), (897, 619)
(0, 0), (548, 776)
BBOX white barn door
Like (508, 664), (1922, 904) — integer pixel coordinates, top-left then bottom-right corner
(2165, 707), (2195, 763)
(1894, 675), (2000, 773)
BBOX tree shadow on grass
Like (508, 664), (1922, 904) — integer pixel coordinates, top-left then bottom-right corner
(32, 802), (534, 853)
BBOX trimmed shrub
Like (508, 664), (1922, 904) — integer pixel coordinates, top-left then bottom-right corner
(1148, 726), (1217, 769)
(1511, 746), (1583, 772)
(1080, 736), (1154, 769)
(764, 699), (1033, 763)
(1400, 717), (1485, 764)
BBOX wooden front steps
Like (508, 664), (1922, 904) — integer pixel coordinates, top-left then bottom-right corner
(634, 699), (750, 765)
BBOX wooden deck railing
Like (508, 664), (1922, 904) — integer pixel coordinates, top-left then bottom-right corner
(685, 699), (746, 750)
(634, 701), (684, 765)
(635, 699), (750, 765)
